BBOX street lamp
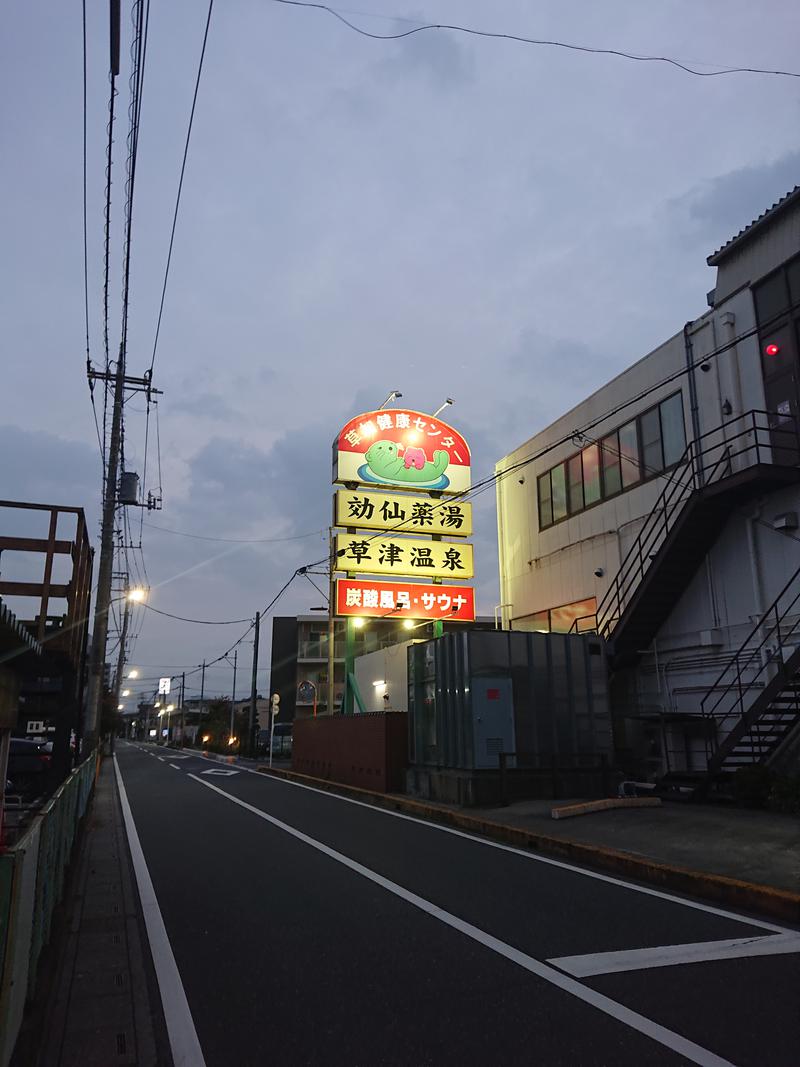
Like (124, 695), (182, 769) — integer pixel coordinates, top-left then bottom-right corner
(127, 587), (146, 603)
(128, 669), (139, 679)
(122, 689), (130, 697)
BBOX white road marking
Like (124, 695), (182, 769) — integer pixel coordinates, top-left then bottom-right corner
(249, 771), (794, 936)
(169, 763), (182, 771)
(549, 933), (800, 977)
(157, 757), (165, 762)
(188, 774), (732, 1067)
(200, 768), (239, 777)
(114, 758), (206, 1067)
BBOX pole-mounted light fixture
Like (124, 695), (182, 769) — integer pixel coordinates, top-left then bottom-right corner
(379, 390), (403, 409)
(431, 397), (454, 418)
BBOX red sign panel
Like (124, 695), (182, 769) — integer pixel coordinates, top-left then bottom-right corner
(333, 408), (471, 494)
(336, 579), (475, 622)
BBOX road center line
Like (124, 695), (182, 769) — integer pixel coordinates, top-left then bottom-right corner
(169, 763), (181, 770)
(246, 770), (793, 936)
(115, 758), (206, 1067)
(188, 773), (732, 1067)
(549, 932), (800, 977)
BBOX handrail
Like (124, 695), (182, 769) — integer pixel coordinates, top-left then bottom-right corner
(699, 563), (800, 764)
(596, 410), (799, 640)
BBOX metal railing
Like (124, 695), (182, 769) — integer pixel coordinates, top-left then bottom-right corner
(596, 410), (799, 640)
(700, 564), (800, 764)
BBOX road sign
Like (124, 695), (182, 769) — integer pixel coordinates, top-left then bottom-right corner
(158, 677), (171, 695)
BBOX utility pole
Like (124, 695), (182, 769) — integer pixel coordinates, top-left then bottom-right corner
(85, 353), (126, 749)
(112, 599), (130, 710)
(84, 2), (123, 752)
(179, 672), (185, 746)
(229, 650), (238, 746)
(199, 661), (206, 719)
(327, 529), (336, 715)
(249, 612), (260, 758)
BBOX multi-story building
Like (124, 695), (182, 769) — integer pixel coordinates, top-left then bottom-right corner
(496, 187), (800, 783)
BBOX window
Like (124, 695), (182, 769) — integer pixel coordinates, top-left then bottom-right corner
(660, 392), (686, 466)
(754, 270), (790, 327)
(517, 598), (597, 633)
(551, 464), (567, 522)
(618, 420), (640, 487)
(536, 392), (684, 529)
(601, 432), (622, 496)
(582, 444), (601, 505)
(568, 455), (583, 514)
(640, 407), (663, 475)
(537, 472), (552, 528)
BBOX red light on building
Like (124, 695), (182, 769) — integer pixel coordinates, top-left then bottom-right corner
(765, 343), (780, 356)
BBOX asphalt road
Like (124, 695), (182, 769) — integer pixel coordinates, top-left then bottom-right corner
(114, 742), (800, 1067)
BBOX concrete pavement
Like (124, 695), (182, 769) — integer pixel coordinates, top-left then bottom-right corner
(113, 741), (800, 1066)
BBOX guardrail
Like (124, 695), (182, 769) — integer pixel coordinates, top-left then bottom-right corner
(0, 753), (96, 1067)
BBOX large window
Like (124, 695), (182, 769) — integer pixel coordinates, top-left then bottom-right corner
(537, 392), (686, 530)
(516, 598), (597, 634)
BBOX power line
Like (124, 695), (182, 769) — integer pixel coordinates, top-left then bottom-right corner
(148, 0), (215, 376)
(270, 1), (800, 79)
(141, 603), (252, 625)
(141, 521), (326, 543)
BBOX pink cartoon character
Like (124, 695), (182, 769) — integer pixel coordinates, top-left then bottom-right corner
(403, 446), (427, 470)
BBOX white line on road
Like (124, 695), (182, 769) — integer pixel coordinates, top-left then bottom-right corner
(115, 758), (206, 1067)
(549, 933), (800, 977)
(157, 756), (165, 762)
(169, 763), (182, 770)
(188, 773), (732, 1067)
(248, 770), (794, 936)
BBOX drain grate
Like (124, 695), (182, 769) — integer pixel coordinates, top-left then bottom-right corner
(116, 1032), (127, 1055)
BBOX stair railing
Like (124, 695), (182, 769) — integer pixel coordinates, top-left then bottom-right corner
(700, 562), (800, 764)
(595, 410), (798, 641)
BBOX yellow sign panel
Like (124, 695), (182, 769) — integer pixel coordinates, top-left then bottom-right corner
(335, 533), (473, 580)
(334, 489), (472, 538)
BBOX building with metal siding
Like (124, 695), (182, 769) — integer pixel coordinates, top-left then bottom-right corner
(496, 190), (800, 782)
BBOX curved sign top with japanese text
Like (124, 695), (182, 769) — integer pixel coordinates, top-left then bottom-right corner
(333, 409), (471, 494)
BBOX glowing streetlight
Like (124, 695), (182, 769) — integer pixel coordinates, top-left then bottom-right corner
(127, 588), (146, 603)
(122, 689), (130, 697)
(128, 669), (139, 679)
(117, 704), (124, 711)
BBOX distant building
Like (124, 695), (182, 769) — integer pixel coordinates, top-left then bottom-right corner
(271, 615), (495, 721)
(496, 187), (800, 783)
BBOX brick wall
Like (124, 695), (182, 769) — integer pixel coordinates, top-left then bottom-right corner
(292, 713), (408, 793)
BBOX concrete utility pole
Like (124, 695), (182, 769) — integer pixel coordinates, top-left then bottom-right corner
(229, 649), (238, 745)
(112, 599), (130, 709)
(249, 612), (260, 757)
(179, 672), (185, 745)
(85, 354), (126, 749)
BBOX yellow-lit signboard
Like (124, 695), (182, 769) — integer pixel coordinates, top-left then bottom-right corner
(334, 489), (472, 538)
(335, 533), (473, 580)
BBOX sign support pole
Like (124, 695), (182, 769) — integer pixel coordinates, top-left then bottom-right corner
(327, 528), (336, 715)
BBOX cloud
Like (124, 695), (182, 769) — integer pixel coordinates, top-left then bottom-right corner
(373, 18), (475, 89)
(170, 392), (238, 420)
(669, 151), (800, 251)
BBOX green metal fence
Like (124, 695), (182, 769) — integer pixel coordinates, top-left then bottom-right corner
(0, 753), (96, 1067)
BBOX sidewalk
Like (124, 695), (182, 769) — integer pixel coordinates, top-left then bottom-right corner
(14, 759), (170, 1067)
(470, 797), (800, 896)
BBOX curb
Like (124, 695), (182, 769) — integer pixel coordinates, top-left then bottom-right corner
(552, 797), (662, 819)
(256, 766), (800, 925)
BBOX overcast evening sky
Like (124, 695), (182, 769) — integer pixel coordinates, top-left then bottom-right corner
(2, 1), (798, 700)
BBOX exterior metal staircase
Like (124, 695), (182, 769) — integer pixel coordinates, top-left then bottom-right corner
(594, 410), (799, 663)
(701, 564), (800, 776)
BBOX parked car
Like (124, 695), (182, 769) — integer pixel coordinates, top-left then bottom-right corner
(6, 738), (52, 796)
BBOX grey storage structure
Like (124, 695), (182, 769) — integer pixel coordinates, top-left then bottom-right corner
(406, 630), (612, 805)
